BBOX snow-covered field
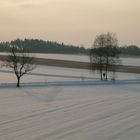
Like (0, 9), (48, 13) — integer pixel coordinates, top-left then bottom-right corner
(33, 53), (140, 66)
(0, 65), (140, 140)
(1, 53), (140, 66)
(1, 81), (140, 140)
(0, 65), (140, 86)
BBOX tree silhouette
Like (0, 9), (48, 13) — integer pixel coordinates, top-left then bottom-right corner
(90, 32), (120, 80)
(5, 45), (35, 87)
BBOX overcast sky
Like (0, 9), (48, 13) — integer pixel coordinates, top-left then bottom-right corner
(0, 0), (140, 47)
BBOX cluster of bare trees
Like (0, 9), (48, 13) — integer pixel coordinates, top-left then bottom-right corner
(90, 32), (121, 80)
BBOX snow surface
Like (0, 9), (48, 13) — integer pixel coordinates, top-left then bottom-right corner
(0, 65), (140, 140)
(0, 83), (140, 140)
(0, 65), (140, 84)
(1, 53), (140, 66)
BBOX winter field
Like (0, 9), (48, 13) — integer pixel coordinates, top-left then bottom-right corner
(0, 55), (140, 139)
(0, 52), (140, 66)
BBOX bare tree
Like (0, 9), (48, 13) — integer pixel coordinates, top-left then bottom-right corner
(90, 32), (120, 80)
(90, 47), (106, 80)
(5, 45), (35, 87)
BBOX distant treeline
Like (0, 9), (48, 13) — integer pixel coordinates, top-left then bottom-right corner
(119, 45), (140, 56)
(0, 39), (87, 54)
(0, 39), (140, 56)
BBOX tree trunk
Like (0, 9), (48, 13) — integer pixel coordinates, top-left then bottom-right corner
(17, 77), (20, 87)
(105, 57), (108, 80)
(101, 71), (103, 80)
(100, 67), (103, 80)
(100, 57), (103, 80)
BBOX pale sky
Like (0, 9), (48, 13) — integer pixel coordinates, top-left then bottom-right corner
(0, 0), (140, 48)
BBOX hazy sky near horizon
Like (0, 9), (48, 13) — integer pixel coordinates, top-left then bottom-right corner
(0, 0), (140, 47)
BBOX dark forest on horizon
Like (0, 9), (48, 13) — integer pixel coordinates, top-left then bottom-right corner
(0, 38), (140, 56)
